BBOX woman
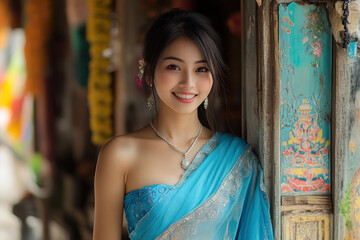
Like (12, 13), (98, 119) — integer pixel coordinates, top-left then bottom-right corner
(93, 9), (273, 240)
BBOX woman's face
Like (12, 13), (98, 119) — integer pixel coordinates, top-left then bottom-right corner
(154, 36), (213, 114)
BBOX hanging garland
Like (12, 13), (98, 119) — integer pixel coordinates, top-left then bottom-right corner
(87, 0), (113, 145)
(24, 0), (52, 95)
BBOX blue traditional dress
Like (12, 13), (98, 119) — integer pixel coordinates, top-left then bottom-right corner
(124, 132), (274, 239)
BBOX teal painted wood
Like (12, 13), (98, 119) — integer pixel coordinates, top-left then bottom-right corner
(279, 3), (332, 194)
(348, 42), (357, 58)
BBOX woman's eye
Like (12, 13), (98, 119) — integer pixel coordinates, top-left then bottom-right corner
(167, 65), (180, 70)
(196, 67), (209, 72)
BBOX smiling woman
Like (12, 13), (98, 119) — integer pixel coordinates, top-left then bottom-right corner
(154, 36), (213, 114)
(93, 8), (274, 240)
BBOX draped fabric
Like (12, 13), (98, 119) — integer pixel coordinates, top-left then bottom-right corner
(126, 132), (274, 240)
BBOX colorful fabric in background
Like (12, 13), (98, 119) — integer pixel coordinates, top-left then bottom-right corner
(87, 0), (113, 145)
(24, 0), (52, 96)
(0, 31), (26, 141)
(71, 25), (90, 87)
(0, 28), (35, 161)
(0, 30), (25, 140)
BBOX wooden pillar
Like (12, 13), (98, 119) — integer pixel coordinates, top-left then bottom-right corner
(242, 0), (278, 235)
(255, 0), (279, 237)
(328, 1), (360, 238)
(333, 45), (360, 240)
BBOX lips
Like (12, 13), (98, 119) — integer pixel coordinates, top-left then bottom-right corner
(172, 92), (197, 103)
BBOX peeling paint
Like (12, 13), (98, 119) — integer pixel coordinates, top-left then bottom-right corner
(246, 15), (256, 39)
(340, 89), (360, 239)
(281, 25), (291, 34)
(334, 43), (360, 239)
(282, 16), (294, 26)
(283, 214), (330, 239)
(329, 1), (360, 44)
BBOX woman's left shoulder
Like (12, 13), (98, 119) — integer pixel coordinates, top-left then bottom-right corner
(220, 133), (263, 170)
(217, 132), (248, 149)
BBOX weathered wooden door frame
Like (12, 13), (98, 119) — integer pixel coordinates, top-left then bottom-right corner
(243, 0), (360, 239)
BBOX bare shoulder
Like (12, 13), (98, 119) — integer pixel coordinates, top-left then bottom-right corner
(97, 135), (136, 166)
(96, 126), (152, 174)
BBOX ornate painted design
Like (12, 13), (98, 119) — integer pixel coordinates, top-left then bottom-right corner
(300, 7), (329, 70)
(279, 3), (332, 194)
(281, 99), (330, 193)
(283, 214), (330, 240)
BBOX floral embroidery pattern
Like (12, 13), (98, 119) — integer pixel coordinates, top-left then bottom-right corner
(124, 184), (173, 233)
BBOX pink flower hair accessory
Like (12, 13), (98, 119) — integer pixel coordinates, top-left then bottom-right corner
(136, 57), (145, 86)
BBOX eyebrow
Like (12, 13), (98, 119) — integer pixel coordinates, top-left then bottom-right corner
(163, 56), (207, 64)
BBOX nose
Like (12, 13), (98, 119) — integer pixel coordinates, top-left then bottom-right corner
(178, 70), (195, 88)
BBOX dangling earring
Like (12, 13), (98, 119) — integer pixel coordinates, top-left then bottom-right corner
(147, 92), (155, 110)
(204, 96), (208, 110)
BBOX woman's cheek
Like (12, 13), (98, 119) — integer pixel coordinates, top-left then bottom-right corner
(155, 70), (178, 86)
(154, 71), (175, 96)
(199, 74), (213, 93)
(162, 71), (176, 83)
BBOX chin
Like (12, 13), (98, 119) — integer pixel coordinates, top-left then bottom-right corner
(167, 102), (201, 115)
(172, 107), (199, 115)
(158, 96), (201, 115)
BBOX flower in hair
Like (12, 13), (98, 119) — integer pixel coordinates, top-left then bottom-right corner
(136, 57), (145, 86)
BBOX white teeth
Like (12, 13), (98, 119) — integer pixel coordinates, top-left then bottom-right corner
(174, 93), (196, 99)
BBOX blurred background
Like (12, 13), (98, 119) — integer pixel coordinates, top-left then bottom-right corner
(0, 0), (242, 239)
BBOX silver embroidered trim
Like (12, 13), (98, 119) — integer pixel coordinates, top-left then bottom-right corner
(176, 133), (219, 186)
(155, 145), (255, 240)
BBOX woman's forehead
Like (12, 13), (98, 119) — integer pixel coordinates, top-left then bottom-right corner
(159, 36), (205, 62)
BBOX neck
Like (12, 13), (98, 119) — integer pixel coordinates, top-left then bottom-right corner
(152, 104), (202, 143)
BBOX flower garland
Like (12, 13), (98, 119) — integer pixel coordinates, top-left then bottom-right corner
(86, 0), (113, 145)
(24, 0), (52, 95)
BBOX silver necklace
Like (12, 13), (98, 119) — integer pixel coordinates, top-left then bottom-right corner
(150, 121), (202, 170)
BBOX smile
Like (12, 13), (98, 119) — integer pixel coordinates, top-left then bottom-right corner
(172, 92), (197, 103)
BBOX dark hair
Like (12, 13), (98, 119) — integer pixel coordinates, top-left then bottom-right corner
(143, 8), (228, 132)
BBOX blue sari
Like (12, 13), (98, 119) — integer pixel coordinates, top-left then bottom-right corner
(124, 132), (274, 239)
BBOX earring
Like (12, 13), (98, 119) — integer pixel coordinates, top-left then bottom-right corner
(147, 92), (155, 110)
(204, 96), (208, 110)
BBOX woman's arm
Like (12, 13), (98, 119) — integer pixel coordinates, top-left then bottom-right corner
(93, 137), (132, 240)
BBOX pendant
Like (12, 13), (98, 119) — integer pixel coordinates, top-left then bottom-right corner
(181, 158), (191, 170)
